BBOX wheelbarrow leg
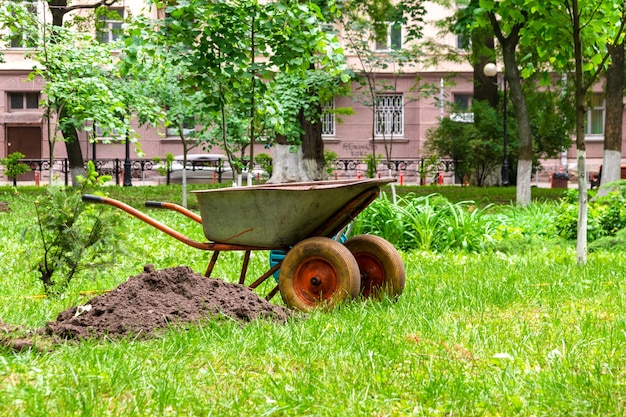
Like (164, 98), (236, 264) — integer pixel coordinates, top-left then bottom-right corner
(205, 251), (221, 278)
(239, 250), (251, 284)
(265, 285), (280, 301)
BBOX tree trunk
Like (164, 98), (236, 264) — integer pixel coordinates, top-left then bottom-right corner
(60, 107), (85, 187)
(267, 142), (313, 184)
(599, 40), (624, 196)
(268, 93), (326, 184)
(300, 107), (326, 181)
(489, 15), (532, 205)
(501, 31), (532, 205)
(572, 0), (588, 265)
(472, 28), (498, 107)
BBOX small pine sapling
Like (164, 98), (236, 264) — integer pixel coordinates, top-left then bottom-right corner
(28, 161), (125, 295)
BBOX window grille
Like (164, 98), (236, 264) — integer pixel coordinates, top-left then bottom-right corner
(321, 100), (335, 136)
(374, 94), (403, 136)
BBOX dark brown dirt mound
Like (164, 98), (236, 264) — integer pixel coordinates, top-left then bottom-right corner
(45, 265), (292, 340)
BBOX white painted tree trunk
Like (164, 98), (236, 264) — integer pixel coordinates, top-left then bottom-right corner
(516, 159), (532, 206)
(266, 144), (314, 184)
(597, 149), (621, 197)
(576, 149), (588, 265)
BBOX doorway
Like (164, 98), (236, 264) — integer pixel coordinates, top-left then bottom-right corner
(6, 126), (42, 181)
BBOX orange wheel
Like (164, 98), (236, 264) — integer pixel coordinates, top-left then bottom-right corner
(278, 237), (360, 312)
(344, 234), (405, 299)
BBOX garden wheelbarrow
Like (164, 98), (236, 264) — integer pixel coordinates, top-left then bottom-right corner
(82, 178), (405, 311)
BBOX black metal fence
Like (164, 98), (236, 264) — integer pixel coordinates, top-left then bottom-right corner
(6, 157), (456, 186)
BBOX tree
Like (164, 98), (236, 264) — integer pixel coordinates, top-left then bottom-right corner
(599, 39), (625, 195)
(472, 3), (535, 205)
(426, 100), (506, 186)
(1, 0), (135, 186)
(29, 26), (132, 185)
(145, 0), (348, 184)
(524, 0), (626, 263)
(339, 0), (426, 173)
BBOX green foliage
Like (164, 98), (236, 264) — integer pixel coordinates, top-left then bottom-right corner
(351, 193), (497, 252)
(0, 152), (29, 179)
(553, 182), (626, 242)
(131, 0), (349, 158)
(254, 153), (273, 177)
(324, 150), (339, 177)
(426, 101), (508, 185)
(364, 153), (382, 178)
(26, 168), (125, 296)
(416, 154), (439, 184)
(153, 153), (175, 176)
(77, 160), (112, 187)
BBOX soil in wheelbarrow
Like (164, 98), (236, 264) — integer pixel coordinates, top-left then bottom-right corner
(2, 265), (293, 351)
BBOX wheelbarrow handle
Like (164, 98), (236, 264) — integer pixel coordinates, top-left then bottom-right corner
(81, 194), (211, 250)
(145, 201), (202, 224)
(82, 194), (105, 203)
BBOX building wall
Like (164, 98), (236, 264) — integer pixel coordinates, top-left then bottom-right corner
(1, 0), (625, 181)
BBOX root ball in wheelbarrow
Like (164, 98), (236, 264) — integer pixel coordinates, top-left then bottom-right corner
(45, 265), (293, 340)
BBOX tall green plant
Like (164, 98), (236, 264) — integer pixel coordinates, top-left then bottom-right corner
(1, 152), (30, 186)
(26, 162), (124, 295)
(352, 193), (497, 252)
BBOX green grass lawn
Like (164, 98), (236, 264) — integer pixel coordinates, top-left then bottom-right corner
(1, 185), (624, 416)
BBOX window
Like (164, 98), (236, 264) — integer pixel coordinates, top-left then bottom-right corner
(96, 125), (120, 137)
(585, 94), (604, 136)
(321, 100), (335, 136)
(374, 94), (403, 136)
(8, 0), (37, 48)
(455, 33), (471, 51)
(166, 118), (196, 137)
(9, 92), (39, 110)
(375, 22), (402, 51)
(450, 94), (473, 123)
(453, 94), (471, 111)
(97, 8), (124, 44)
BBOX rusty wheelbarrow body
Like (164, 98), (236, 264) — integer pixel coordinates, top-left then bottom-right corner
(83, 178), (405, 311)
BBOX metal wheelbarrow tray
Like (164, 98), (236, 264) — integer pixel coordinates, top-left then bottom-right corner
(83, 178), (405, 311)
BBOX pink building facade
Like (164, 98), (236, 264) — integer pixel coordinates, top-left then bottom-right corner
(0, 1), (623, 184)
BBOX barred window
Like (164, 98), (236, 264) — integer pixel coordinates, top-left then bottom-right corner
(321, 100), (335, 136)
(374, 94), (403, 136)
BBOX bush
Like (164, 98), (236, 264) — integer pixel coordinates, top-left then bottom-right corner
(254, 153), (273, 177)
(1, 151), (30, 181)
(553, 183), (626, 242)
(351, 192), (497, 252)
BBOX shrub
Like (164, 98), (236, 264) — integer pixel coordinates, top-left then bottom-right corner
(552, 182), (626, 242)
(254, 153), (273, 177)
(1, 151), (30, 182)
(351, 193), (497, 252)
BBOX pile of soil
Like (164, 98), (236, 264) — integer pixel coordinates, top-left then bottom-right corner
(44, 265), (292, 341)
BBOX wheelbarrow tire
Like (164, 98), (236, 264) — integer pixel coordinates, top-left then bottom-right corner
(279, 237), (360, 312)
(344, 234), (405, 299)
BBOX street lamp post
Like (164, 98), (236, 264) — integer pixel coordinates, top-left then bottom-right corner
(483, 63), (509, 186)
(123, 137), (132, 187)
